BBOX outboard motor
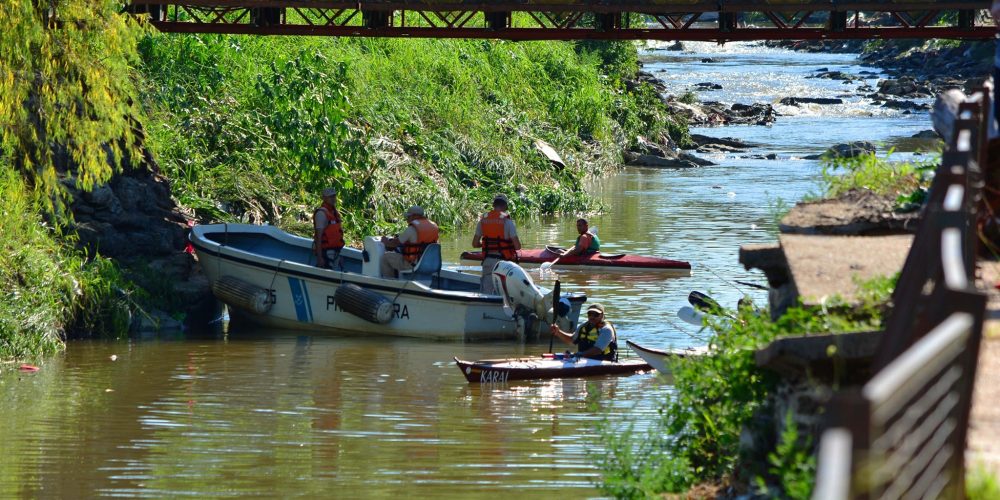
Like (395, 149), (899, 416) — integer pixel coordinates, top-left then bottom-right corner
(491, 260), (575, 339)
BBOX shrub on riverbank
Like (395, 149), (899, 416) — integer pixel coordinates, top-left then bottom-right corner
(138, 35), (685, 238)
(0, 165), (133, 361)
(0, 1), (145, 360)
(598, 279), (894, 497)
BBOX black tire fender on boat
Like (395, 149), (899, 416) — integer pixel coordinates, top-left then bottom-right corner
(336, 283), (394, 324)
(212, 276), (273, 314)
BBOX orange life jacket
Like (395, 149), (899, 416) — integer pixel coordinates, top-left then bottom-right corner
(401, 217), (440, 264)
(480, 210), (517, 260)
(316, 203), (345, 250)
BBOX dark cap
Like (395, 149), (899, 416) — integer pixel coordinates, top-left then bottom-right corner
(321, 187), (338, 197)
(493, 194), (509, 205)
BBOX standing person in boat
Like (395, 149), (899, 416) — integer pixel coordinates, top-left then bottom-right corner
(314, 187), (345, 270)
(549, 303), (617, 361)
(558, 218), (600, 257)
(472, 194), (521, 294)
(380, 205), (440, 279)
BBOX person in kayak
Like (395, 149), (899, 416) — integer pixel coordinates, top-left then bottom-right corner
(472, 194), (521, 294)
(558, 218), (600, 257)
(313, 187), (345, 270)
(381, 205), (439, 278)
(549, 303), (618, 361)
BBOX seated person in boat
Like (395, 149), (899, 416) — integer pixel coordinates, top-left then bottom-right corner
(313, 187), (345, 270)
(558, 218), (600, 256)
(549, 303), (618, 361)
(380, 205), (439, 279)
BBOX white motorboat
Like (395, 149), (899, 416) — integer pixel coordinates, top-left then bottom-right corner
(190, 224), (585, 340)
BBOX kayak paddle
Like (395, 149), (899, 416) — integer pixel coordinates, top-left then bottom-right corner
(735, 280), (768, 290)
(548, 279), (560, 354)
(677, 306), (705, 326)
(539, 256), (561, 272)
(688, 291), (722, 313)
(688, 291), (739, 321)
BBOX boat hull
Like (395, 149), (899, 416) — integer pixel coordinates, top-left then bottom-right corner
(454, 355), (651, 383)
(460, 248), (691, 275)
(190, 224), (584, 340)
(625, 340), (708, 373)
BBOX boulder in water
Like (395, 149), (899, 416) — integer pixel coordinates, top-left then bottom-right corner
(803, 141), (876, 160)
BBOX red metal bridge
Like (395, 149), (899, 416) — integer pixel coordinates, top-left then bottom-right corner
(127, 1), (995, 41)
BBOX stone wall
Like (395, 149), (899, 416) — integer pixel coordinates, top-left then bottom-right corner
(65, 160), (213, 334)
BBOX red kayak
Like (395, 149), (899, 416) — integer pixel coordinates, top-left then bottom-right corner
(454, 355), (651, 383)
(460, 246), (690, 274)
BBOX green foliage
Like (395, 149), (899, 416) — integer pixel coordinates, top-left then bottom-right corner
(967, 464), (1000, 500)
(254, 53), (358, 191)
(678, 91), (698, 105)
(139, 35), (681, 238)
(599, 276), (897, 495)
(596, 417), (693, 499)
(0, 1), (148, 221)
(574, 40), (639, 80)
(0, 163), (133, 361)
(755, 412), (815, 499)
(820, 151), (937, 210)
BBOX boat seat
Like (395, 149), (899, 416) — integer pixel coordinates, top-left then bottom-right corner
(400, 243), (441, 286)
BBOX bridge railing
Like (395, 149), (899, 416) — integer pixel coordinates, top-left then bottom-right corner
(812, 91), (989, 499)
(126, 1), (995, 40)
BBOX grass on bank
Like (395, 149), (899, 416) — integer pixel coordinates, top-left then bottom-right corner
(0, 164), (133, 362)
(138, 35), (686, 239)
(819, 150), (938, 210)
(598, 276), (896, 498)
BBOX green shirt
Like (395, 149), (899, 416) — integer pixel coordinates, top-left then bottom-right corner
(575, 232), (600, 254)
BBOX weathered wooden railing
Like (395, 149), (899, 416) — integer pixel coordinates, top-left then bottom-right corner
(812, 90), (990, 499)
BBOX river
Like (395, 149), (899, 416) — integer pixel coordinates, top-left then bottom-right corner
(0, 42), (937, 497)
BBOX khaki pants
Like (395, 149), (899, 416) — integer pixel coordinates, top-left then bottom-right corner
(322, 249), (343, 271)
(381, 252), (414, 279)
(480, 257), (501, 294)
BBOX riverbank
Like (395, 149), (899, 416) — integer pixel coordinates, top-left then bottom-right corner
(138, 36), (687, 238)
(1, 16), (692, 360)
(766, 39), (994, 95)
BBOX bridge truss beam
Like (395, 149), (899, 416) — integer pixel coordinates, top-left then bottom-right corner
(126, 1), (995, 41)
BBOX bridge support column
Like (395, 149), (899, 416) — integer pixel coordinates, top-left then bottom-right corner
(486, 11), (510, 30)
(959, 10), (975, 30)
(829, 11), (847, 32)
(251, 8), (283, 28)
(363, 10), (392, 29)
(719, 12), (737, 33)
(595, 13), (619, 32)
